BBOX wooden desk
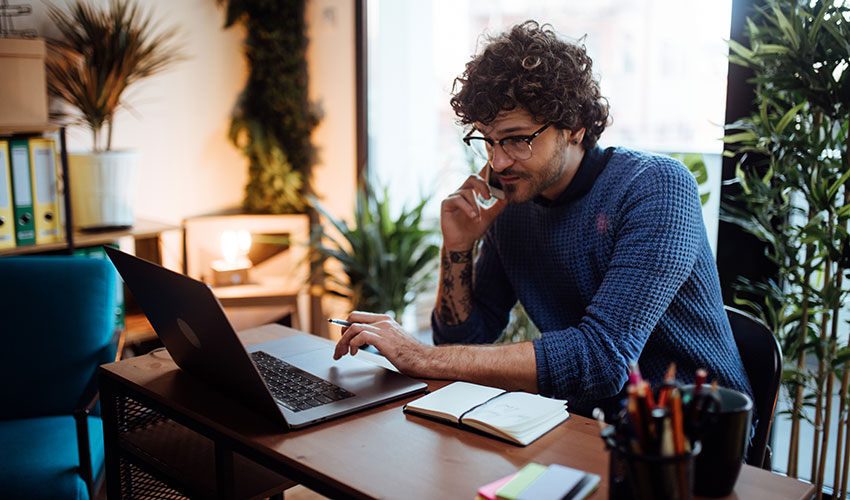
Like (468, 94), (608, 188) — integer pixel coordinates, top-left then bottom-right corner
(99, 324), (815, 500)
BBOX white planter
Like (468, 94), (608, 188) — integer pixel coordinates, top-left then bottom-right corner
(68, 150), (139, 229)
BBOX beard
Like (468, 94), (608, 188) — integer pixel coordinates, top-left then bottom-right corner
(502, 134), (569, 204)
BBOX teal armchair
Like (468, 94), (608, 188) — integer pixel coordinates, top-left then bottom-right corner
(0, 257), (118, 500)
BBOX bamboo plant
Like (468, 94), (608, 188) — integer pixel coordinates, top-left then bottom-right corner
(722, 0), (850, 496)
(45, 0), (182, 152)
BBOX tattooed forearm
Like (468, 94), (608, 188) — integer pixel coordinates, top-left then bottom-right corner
(449, 250), (472, 264)
(459, 258), (472, 287)
(436, 248), (474, 325)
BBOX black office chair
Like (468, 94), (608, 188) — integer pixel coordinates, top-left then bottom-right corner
(725, 305), (783, 470)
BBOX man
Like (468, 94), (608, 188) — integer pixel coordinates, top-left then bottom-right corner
(333, 21), (752, 417)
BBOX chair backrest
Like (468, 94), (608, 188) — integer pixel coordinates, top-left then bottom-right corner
(725, 305), (782, 468)
(0, 257), (117, 420)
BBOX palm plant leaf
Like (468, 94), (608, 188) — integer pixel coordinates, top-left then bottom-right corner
(45, 0), (183, 151)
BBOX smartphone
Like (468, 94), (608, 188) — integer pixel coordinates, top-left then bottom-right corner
(485, 165), (505, 200)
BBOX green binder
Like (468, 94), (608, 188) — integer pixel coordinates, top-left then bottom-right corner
(8, 139), (35, 246)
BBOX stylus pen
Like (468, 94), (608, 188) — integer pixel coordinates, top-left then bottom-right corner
(328, 318), (353, 327)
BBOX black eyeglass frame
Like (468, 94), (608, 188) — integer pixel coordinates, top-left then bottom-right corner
(462, 122), (553, 161)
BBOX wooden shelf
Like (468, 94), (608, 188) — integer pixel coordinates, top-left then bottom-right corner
(0, 218), (180, 256)
(0, 124), (58, 136)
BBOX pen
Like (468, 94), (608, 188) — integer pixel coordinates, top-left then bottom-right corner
(657, 362), (677, 409)
(670, 387), (686, 455)
(327, 318), (352, 327)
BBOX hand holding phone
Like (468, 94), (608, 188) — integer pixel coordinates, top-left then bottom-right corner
(485, 165), (505, 200)
(441, 169), (508, 250)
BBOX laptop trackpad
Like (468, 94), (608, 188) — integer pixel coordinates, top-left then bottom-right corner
(284, 348), (395, 394)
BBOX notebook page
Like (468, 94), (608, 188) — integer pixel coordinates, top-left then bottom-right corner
(462, 392), (569, 444)
(405, 381), (505, 422)
(464, 391), (567, 431)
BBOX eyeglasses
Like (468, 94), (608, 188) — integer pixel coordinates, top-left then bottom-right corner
(463, 123), (552, 162)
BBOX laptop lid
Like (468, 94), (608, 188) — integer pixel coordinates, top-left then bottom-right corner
(104, 246), (426, 428)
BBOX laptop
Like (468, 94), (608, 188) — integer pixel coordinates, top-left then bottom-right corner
(104, 246), (427, 429)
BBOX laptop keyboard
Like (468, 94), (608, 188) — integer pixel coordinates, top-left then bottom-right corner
(251, 351), (355, 412)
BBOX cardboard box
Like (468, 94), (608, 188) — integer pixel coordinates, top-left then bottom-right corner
(0, 38), (48, 128)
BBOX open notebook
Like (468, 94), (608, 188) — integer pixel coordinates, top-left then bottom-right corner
(403, 381), (569, 446)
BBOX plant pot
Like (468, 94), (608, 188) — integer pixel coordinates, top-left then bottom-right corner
(68, 150), (139, 230)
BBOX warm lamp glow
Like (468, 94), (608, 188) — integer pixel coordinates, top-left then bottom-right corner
(211, 230), (252, 285)
(220, 230), (252, 264)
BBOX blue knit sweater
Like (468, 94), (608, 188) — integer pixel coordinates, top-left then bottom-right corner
(431, 147), (752, 416)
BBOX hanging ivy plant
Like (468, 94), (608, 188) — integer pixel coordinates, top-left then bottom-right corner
(218, 0), (320, 213)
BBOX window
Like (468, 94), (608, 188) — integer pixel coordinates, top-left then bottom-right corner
(367, 0), (733, 251)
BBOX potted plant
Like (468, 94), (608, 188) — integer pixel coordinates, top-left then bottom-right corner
(45, 0), (182, 229)
(309, 181), (440, 323)
(722, 0), (849, 495)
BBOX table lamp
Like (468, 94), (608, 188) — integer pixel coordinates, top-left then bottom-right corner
(210, 230), (252, 286)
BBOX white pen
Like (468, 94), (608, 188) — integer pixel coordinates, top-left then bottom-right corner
(327, 318), (353, 327)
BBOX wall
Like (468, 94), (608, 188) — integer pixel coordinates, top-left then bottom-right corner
(28, 0), (249, 227)
(21, 0), (357, 274)
(305, 0), (358, 337)
(307, 0), (356, 222)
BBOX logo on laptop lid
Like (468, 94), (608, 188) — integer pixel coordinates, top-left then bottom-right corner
(176, 318), (202, 349)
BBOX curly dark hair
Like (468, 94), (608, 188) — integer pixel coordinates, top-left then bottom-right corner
(451, 21), (610, 149)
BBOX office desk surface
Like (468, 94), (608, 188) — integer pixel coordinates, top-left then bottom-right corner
(101, 324), (814, 500)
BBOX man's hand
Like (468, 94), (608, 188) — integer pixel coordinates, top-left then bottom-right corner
(333, 312), (539, 393)
(440, 170), (507, 251)
(333, 311), (432, 378)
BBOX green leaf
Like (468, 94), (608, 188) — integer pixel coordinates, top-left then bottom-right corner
(727, 38), (755, 62)
(774, 102), (806, 136)
(761, 162), (774, 185)
(771, 4), (800, 51)
(754, 43), (791, 55)
(723, 132), (759, 144)
(826, 168), (850, 202)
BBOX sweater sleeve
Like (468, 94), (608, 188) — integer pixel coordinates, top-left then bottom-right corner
(534, 157), (704, 405)
(431, 229), (517, 345)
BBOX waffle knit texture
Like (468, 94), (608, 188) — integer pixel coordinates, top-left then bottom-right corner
(431, 147), (753, 416)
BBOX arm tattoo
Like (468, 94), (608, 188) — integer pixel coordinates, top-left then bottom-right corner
(459, 259), (472, 287)
(436, 249), (474, 325)
(450, 250), (472, 263)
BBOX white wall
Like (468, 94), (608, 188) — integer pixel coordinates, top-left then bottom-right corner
(306, 0), (356, 223)
(23, 0), (356, 227)
(28, 0), (249, 226)
(24, 0), (358, 334)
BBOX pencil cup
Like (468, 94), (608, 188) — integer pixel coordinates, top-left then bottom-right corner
(683, 385), (752, 497)
(605, 438), (700, 500)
